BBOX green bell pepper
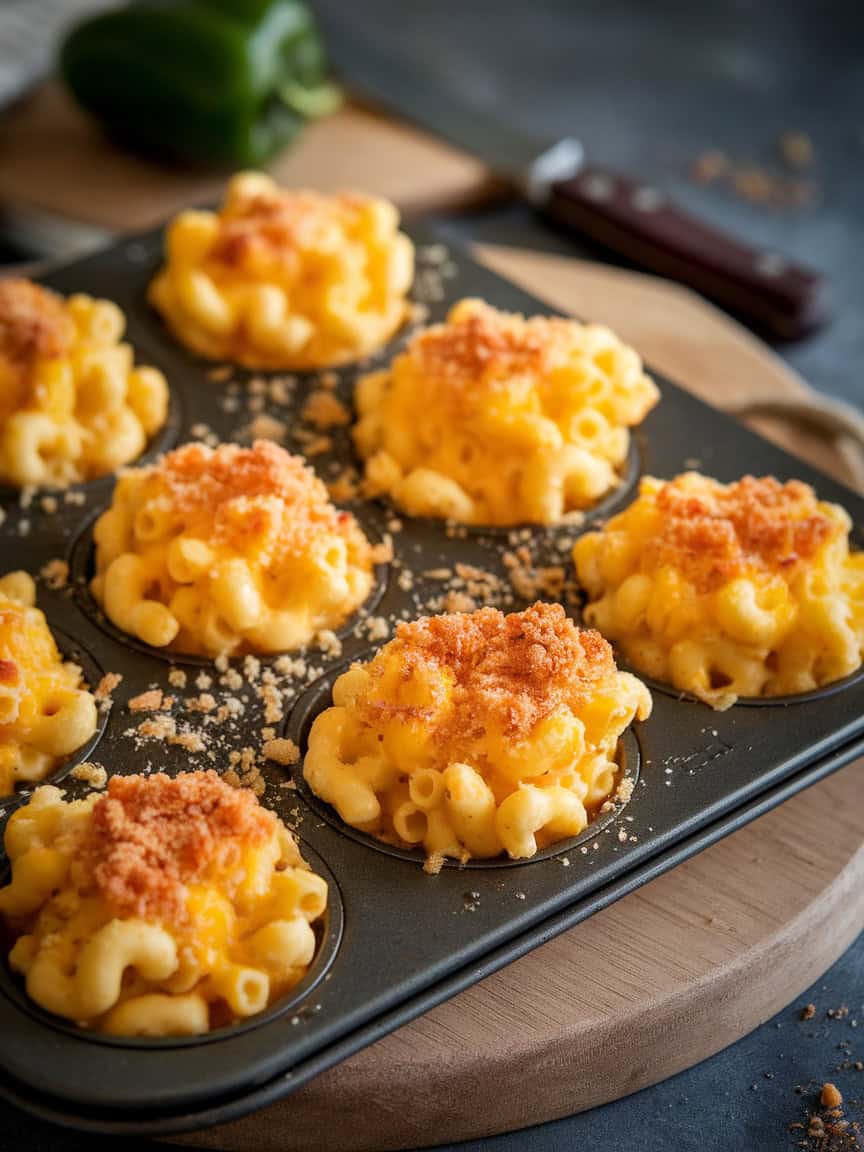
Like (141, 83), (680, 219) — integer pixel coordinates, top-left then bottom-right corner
(60, 0), (341, 168)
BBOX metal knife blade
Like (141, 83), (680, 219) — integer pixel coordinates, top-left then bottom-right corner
(325, 23), (829, 339)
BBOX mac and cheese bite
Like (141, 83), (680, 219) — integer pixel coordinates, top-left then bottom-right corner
(149, 173), (414, 369)
(574, 472), (864, 709)
(304, 602), (651, 862)
(0, 279), (168, 488)
(354, 298), (659, 525)
(0, 571), (98, 797)
(90, 439), (375, 657)
(0, 771), (328, 1035)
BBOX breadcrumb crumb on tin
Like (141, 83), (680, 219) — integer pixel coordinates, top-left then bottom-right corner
(246, 414), (287, 444)
(128, 689), (168, 712)
(615, 776), (635, 803)
(423, 852), (445, 876)
(262, 738), (300, 766)
(70, 761), (108, 789)
(94, 672), (123, 702)
(302, 390), (350, 429)
(39, 558), (69, 590)
(85, 770), (275, 924)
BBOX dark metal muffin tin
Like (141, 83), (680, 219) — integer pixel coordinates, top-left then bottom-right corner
(1, 226), (862, 1135)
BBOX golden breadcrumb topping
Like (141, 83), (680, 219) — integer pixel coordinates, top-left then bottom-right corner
(362, 602), (616, 740)
(212, 189), (376, 268)
(407, 299), (578, 396)
(0, 279), (74, 365)
(152, 439), (369, 563)
(85, 771), (275, 925)
(647, 474), (840, 591)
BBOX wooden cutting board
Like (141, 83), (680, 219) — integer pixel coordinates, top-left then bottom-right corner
(174, 250), (864, 1152)
(0, 85), (501, 230)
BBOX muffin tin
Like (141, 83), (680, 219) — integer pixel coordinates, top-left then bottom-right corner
(1, 225), (863, 1135)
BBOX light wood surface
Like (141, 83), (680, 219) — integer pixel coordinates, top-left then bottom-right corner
(174, 250), (864, 1152)
(0, 85), (500, 231)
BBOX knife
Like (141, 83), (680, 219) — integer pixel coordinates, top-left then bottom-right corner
(325, 26), (829, 341)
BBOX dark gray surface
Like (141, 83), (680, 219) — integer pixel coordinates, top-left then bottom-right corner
(315, 0), (864, 409)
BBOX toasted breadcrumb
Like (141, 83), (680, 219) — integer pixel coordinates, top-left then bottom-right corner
(70, 761), (108, 789)
(128, 689), (167, 712)
(262, 738), (300, 766)
(39, 558), (69, 590)
(86, 771), (275, 924)
(302, 390), (350, 429)
(364, 602), (616, 741)
(247, 414), (287, 443)
(648, 474), (839, 591)
(146, 440), (371, 568)
(94, 672), (123, 702)
(0, 279), (74, 363)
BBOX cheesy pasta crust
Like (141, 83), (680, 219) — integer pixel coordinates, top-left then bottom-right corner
(574, 472), (864, 709)
(0, 771), (328, 1035)
(149, 172), (414, 369)
(0, 571), (98, 797)
(91, 440), (375, 657)
(354, 298), (659, 525)
(303, 602), (651, 863)
(0, 279), (169, 488)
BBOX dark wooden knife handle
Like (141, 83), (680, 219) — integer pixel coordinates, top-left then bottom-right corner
(545, 168), (829, 340)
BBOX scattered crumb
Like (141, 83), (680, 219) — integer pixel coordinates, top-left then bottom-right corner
(94, 672), (122, 702)
(128, 689), (168, 712)
(247, 414), (287, 443)
(138, 715), (176, 740)
(822, 1084), (844, 1110)
(802, 1003), (817, 1021)
(302, 390), (350, 429)
(615, 776), (635, 804)
(370, 535), (394, 565)
(39, 558), (68, 590)
(262, 738), (300, 766)
(70, 761), (108, 789)
(316, 629), (342, 659)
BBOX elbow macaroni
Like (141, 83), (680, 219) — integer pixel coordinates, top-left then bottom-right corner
(304, 602), (651, 862)
(90, 439), (374, 656)
(0, 279), (168, 487)
(574, 472), (864, 708)
(0, 571), (98, 796)
(149, 172), (414, 370)
(353, 298), (659, 525)
(0, 772), (328, 1035)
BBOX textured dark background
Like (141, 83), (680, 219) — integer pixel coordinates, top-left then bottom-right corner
(313, 0), (864, 408)
(1, 1), (863, 1149)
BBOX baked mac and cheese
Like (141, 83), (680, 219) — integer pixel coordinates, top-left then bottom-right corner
(91, 440), (375, 657)
(304, 602), (651, 862)
(354, 298), (659, 525)
(574, 472), (864, 708)
(149, 172), (414, 369)
(0, 571), (98, 797)
(0, 278), (169, 488)
(0, 771), (328, 1035)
